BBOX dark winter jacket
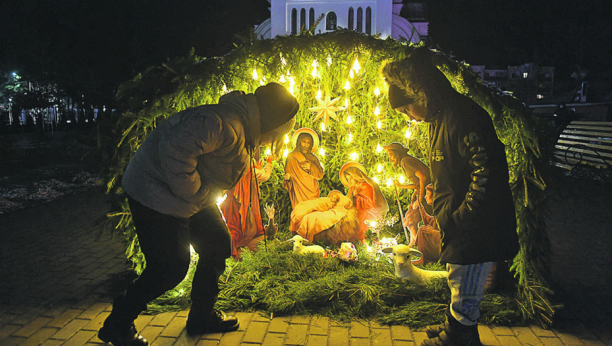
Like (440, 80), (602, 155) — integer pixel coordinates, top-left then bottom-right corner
(122, 91), (261, 218)
(383, 48), (519, 265)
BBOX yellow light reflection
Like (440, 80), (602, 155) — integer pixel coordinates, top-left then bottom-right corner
(352, 59), (361, 73)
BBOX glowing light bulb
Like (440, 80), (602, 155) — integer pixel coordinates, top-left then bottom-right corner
(350, 152), (359, 160)
(344, 80), (351, 90)
(372, 177), (380, 184)
(367, 245), (374, 253)
(377, 163), (383, 172)
(377, 121), (382, 129)
(280, 54), (287, 66)
(405, 128), (412, 138)
(284, 134), (290, 144)
(319, 147), (325, 156)
(399, 175), (405, 184)
(289, 77), (296, 95)
(386, 178), (393, 187)
(374, 87), (380, 96)
(352, 59), (361, 73)
(374, 106), (380, 116)
(265, 148), (272, 156)
(216, 194), (227, 206)
(320, 122), (325, 131)
(222, 84), (228, 93)
(252, 69), (258, 80)
(279, 75), (286, 83)
(376, 143), (382, 153)
(317, 88), (322, 99)
(283, 149), (289, 158)
(346, 115), (353, 125)
(327, 56), (333, 66)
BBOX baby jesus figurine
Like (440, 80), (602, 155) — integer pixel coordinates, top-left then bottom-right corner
(289, 190), (353, 242)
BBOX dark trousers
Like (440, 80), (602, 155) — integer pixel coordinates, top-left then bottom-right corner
(114, 196), (232, 321)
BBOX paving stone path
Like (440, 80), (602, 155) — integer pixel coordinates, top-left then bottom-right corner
(1, 187), (611, 345)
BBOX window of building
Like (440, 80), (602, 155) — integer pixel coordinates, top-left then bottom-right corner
(309, 8), (315, 29)
(365, 7), (372, 34)
(348, 7), (354, 30)
(300, 8), (306, 32)
(357, 7), (363, 32)
(326, 11), (337, 30)
(291, 8), (297, 34)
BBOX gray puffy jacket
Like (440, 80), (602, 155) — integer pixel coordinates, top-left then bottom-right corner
(122, 91), (261, 218)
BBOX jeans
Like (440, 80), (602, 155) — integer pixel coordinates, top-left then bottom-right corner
(116, 196), (232, 320)
(447, 262), (493, 326)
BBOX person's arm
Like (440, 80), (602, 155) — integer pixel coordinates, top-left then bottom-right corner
(304, 153), (324, 179)
(415, 171), (427, 203)
(158, 113), (224, 201)
(393, 180), (417, 190)
(451, 131), (490, 230)
(255, 162), (273, 183)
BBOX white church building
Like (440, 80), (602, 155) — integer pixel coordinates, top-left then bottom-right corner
(254, 0), (428, 44)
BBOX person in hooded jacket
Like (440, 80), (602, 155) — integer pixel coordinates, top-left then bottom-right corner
(382, 48), (519, 346)
(98, 83), (298, 346)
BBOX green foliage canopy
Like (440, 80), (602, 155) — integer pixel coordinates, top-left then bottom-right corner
(104, 31), (554, 327)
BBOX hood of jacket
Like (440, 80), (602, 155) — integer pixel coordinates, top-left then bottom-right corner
(382, 48), (459, 122)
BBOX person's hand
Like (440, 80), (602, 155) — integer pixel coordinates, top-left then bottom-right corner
(284, 173), (291, 180)
(465, 180), (486, 211)
(267, 155), (274, 164)
(464, 132), (488, 168)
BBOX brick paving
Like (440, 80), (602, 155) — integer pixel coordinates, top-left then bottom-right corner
(1, 188), (611, 345)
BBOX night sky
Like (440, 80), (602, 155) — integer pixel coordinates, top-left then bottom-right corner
(1, 0), (610, 105)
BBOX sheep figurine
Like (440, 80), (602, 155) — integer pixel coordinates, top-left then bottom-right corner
(287, 235), (326, 255)
(382, 245), (447, 283)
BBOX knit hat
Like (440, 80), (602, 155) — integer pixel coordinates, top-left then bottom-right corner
(255, 83), (299, 134)
(388, 84), (415, 109)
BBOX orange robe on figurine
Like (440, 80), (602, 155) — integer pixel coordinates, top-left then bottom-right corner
(220, 158), (272, 258)
(283, 129), (324, 209)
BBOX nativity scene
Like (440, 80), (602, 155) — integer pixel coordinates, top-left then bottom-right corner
(104, 32), (553, 330)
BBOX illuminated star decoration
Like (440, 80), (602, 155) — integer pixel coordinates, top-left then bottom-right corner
(308, 96), (345, 128)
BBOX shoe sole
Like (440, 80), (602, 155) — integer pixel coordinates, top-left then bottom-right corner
(186, 322), (240, 335)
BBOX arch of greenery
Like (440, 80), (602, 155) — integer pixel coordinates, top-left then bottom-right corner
(104, 31), (554, 327)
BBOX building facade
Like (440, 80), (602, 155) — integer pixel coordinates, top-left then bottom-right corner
(255, 0), (428, 44)
(471, 63), (555, 103)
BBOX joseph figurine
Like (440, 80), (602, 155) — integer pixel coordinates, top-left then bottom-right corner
(283, 128), (324, 208)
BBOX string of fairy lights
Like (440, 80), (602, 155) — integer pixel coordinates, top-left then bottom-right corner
(242, 53), (425, 196)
